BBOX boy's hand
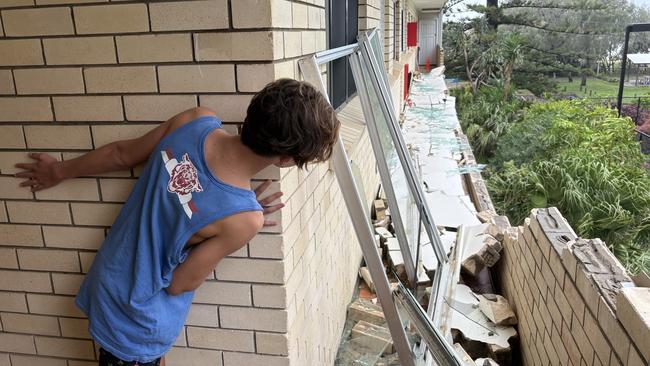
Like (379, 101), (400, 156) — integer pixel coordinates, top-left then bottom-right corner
(254, 179), (284, 227)
(14, 153), (63, 192)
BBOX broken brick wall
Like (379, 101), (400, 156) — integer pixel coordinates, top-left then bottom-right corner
(496, 207), (649, 366)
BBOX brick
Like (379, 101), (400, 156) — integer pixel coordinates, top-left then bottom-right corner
(165, 347), (222, 366)
(0, 248), (18, 269)
(74, 3), (148, 34)
(158, 65), (235, 93)
(252, 284), (287, 308)
(301, 31), (317, 54)
(308, 5), (321, 29)
(0, 354), (6, 366)
(193, 281), (252, 306)
(91, 124), (156, 147)
(597, 298), (631, 362)
(256, 332), (289, 355)
(43, 36), (115, 65)
(563, 275), (586, 323)
(59, 317), (90, 339)
(14, 68), (83, 95)
(99, 178), (136, 202)
(71, 202), (122, 226)
(68, 362), (97, 366)
(1, 313), (60, 336)
(283, 31), (302, 58)
(85, 66), (157, 93)
(124, 95), (197, 121)
(0, 40), (42, 67)
(194, 32), (276, 61)
(215, 257), (284, 284)
(617, 288), (650, 363)
(231, 0), (292, 28)
(199, 94), (252, 122)
(249, 233), (284, 259)
(27, 294), (85, 317)
(2, 7), (74, 36)
(627, 347), (645, 366)
(571, 313), (595, 363)
(79, 252), (95, 273)
(34, 336), (94, 359)
(51, 273), (84, 295)
(26, 126), (90, 151)
(0, 176), (32, 199)
(583, 310), (612, 365)
(0, 97), (52, 122)
(185, 304), (219, 327)
(0, 224), (43, 247)
(0, 292), (27, 313)
(149, 0), (228, 31)
(0, 126), (26, 148)
(37, 0), (108, 4)
(0, 269), (51, 292)
(292, 2), (308, 28)
(17, 249), (80, 272)
(10, 355), (67, 366)
(0, 70), (14, 95)
(219, 306), (287, 332)
(53, 96), (123, 121)
(0, 0), (34, 7)
(236, 64), (274, 93)
(187, 326), (254, 352)
(550, 325), (569, 366)
(43, 226), (104, 250)
(223, 352), (289, 366)
(0, 333), (35, 354)
(34, 178), (99, 201)
(7, 201), (71, 224)
(117, 34), (193, 63)
(575, 268), (603, 318)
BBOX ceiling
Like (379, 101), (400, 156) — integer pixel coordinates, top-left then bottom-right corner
(411, 0), (447, 11)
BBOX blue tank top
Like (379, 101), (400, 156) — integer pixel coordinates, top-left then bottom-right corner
(75, 115), (263, 363)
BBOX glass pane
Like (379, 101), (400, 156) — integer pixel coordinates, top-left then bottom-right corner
(357, 53), (420, 265)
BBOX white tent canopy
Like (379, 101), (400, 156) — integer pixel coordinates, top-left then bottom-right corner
(628, 53), (650, 65)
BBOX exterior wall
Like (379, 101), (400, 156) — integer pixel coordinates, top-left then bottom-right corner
(497, 208), (649, 366)
(384, 0), (395, 70)
(359, 0), (383, 31)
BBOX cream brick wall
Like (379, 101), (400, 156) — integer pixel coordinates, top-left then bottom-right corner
(0, 0), (388, 365)
(497, 208), (648, 366)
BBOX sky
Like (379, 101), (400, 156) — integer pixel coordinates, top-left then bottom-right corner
(444, 0), (650, 22)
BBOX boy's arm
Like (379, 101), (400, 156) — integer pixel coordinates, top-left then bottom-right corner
(14, 107), (216, 192)
(166, 211), (264, 296)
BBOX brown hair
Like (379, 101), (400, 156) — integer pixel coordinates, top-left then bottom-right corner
(240, 78), (340, 169)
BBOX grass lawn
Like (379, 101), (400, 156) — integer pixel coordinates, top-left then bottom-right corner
(554, 77), (650, 100)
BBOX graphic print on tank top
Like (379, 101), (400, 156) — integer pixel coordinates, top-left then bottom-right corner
(160, 148), (203, 219)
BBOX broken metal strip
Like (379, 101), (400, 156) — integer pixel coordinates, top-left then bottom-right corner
(393, 282), (464, 366)
(348, 49), (419, 289)
(297, 52), (417, 366)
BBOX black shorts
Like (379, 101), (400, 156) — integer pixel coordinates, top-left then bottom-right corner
(98, 347), (162, 366)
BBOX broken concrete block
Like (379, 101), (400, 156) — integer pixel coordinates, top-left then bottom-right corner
(374, 199), (387, 221)
(359, 266), (376, 293)
(375, 227), (393, 239)
(478, 294), (517, 326)
(385, 237), (400, 252)
(348, 299), (386, 326)
(474, 358), (498, 366)
(351, 320), (394, 355)
(388, 250), (407, 283)
(477, 210), (496, 223)
(462, 235), (502, 276)
(616, 287), (650, 363)
(336, 338), (382, 365)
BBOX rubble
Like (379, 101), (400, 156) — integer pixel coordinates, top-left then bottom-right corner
(351, 320), (394, 355)
(478, 294), (517, 326)
(359, 267), (376, 293)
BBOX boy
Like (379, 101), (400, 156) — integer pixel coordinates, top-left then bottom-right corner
(14, 79), (340, 366)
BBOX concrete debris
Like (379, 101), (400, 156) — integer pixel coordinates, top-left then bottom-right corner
(347, 299), (386, 326)
(374, 199), (387, 221)
(477, 210), (496, 223)
(388, 250), (407, 283)
(474, 358), (499, 366)
(359, 267), (376, 293)
(478, 294), (517, 326)
(462, 235), (502, 276)
(351, 320), (394, 355)
(453, 343), (478, 365)
(375, 227), (393, 240)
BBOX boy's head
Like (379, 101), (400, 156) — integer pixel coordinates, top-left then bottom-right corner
(240, 78), (340, 169)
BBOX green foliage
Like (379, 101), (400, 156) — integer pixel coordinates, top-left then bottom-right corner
(484, 100), (650, 273)
(452, 85), (528, 160)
